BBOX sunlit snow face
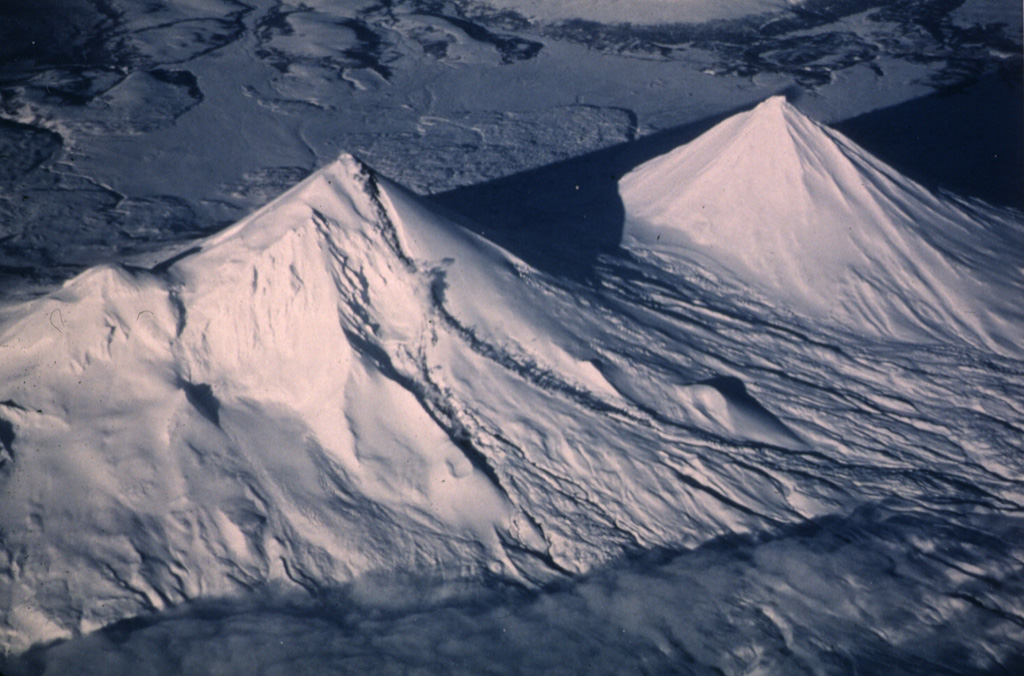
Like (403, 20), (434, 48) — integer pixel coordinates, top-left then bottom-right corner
(0, 0), (1022, 669)
(463, 0), (792, 24)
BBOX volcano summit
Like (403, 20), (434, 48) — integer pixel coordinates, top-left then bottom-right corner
(621, 96), (1023, 354)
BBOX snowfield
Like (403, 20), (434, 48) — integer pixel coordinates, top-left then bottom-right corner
(1, 99), (1023, 674)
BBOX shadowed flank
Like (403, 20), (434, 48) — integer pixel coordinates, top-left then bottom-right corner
(427, 103), (752, 279)
(7, 505), (1023, 676)
(836, 73), (1024, 211)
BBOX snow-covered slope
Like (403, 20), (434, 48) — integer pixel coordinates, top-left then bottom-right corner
(2, 112), (1023, 673)
(0, 154), (843, 654)
(620, 96), (1024, 354)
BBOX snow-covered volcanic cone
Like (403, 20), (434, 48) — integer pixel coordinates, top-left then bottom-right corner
(1, 100), (1022, 673)
(0, 153), (830, 655)
(621, 96), (1023, 353)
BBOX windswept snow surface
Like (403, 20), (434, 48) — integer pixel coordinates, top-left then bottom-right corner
(621, 96), (1024, 355)
(1, 105), (1023, 674)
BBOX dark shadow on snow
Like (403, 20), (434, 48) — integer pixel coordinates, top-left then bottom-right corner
(180, 381), (221, 426)
(429, 75), (1021, 282)
(427, 102), (753, 280)
(835, 72), (1023, 211)
(5, 502), (1023, 676)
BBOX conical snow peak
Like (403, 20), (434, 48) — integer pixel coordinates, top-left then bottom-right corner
(619, 96), (1024, 352)
(619, 96), (882, 292)
(619, 95), (854, 235)
(756, 94), (789, 111)
(744, 95), (798, 127)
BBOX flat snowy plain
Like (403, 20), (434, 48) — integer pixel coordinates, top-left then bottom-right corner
(0, 1), (1022, 674)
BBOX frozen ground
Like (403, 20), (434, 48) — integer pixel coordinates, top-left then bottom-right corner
(0, 1), (1022, 674)
(0, 0), (1020, 294)
(453, 0), (792, 24)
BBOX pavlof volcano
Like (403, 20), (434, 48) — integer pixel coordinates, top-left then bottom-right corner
(1, 99), (1022, 675)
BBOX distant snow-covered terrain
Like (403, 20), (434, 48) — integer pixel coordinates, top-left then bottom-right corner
(1, 99), (1022, 674)
(461, 0), (792, 24)
(1, 0), (1020, 297)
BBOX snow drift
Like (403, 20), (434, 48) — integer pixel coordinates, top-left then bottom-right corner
(620, 96), (1024, 353)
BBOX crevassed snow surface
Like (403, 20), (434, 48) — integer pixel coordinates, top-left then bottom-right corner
(1, 103), (1023, 674)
